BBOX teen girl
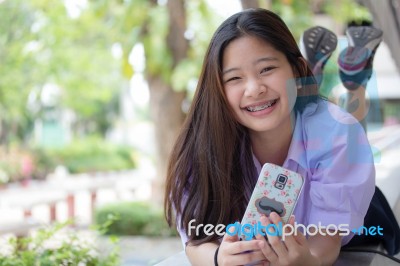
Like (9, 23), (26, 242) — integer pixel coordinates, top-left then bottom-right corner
(165, 8), (375, 266)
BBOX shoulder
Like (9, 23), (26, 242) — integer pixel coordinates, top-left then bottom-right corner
(300, 99), (364, 138)
(298, 100), (373, 168)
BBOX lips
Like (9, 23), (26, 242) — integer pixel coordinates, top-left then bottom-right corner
(244, 99), (278, 112)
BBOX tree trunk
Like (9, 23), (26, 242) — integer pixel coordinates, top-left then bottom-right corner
(240, 0), (272, 10)
(149, 79), (186, 203)
(240, 0), (260, 9)
(166, 0), (188, 64)
(148, 0), (188, 204)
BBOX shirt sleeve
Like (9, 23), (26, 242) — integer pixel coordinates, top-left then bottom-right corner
(177, 216), (189, 249)
(174, 193), (189, 250)
(305, 103), (376, 245)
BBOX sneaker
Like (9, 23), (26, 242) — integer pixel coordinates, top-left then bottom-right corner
(338, 26), (383, 90)
(300, 26), (338, 86)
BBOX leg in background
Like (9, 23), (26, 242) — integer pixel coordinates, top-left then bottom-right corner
(338, 26), (383, 131)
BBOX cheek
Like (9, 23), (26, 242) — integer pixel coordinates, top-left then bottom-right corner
(224, 88), (241, 109)
(224, 88), (244, 123)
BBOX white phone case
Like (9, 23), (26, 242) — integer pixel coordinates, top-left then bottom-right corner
(240, 163), (304, 239)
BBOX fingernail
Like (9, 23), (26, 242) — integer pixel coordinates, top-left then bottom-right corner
(270, 212), (278, 221)
(260, 215), (268, 224)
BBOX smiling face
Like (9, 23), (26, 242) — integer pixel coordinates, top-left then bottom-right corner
(222, 35), (298, 136)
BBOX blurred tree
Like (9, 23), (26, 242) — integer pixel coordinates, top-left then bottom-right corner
(239, 0), (372, 44)
(90, 0), (219, 201)
(145, 0), (189, 200)
(0, 0), (123, 146)
(240, 0), (313, 40)
(0, 0), (36, 146)
(0, 0), (220, 200)
(321, 0), (372, 26)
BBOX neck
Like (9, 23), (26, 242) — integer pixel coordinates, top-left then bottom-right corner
(250, 111), (295, 166)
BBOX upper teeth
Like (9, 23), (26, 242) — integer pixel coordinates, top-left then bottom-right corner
(246, 100), (276, 112)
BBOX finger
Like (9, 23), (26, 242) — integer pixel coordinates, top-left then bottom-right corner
(280, 215), (298, 248)
(247, 250), (269, 262)
(293, 227), (308, 246)
(225, 250), (268, 266)
(288, 214), (295, 226)
(267, 212), (289, 257)
(260, 215), (277, 238)
(255, 233), (278, 263)
(287, 215), (307, 245)
(246, 257), (270, 266)
(227, 239), (265, 254)
(222, 222), (240, 243)
(253, 261), (271, 266)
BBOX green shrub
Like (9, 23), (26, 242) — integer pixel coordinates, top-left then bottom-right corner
(31, 147), (57, 180)
(0, 222), (120, 266)
(95, 201), (177, 237)
(34, 137), (137, 174)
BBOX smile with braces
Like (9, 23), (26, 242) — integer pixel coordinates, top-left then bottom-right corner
(246, 99), (277, 112)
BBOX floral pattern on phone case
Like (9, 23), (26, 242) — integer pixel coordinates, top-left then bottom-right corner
(240, 163), (304, 233)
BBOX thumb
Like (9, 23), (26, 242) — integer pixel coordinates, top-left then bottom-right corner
(288, 215), (295, 226)
(222, 222), (240, 243)
(292, 223), (308, 246)
(288, 215), (307, 245)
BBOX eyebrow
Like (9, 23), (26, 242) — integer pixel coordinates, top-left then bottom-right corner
(222, 56), (279, 75)
(255, 56), (279, 64)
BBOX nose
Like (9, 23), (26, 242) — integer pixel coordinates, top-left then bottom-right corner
(244, 77), (266, 98)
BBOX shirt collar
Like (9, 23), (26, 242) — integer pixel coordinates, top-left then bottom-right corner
(284, 102), (319, 171)
(283, 110), (307, 170)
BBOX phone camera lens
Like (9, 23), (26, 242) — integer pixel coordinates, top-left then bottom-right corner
(278, 174), (287, 184)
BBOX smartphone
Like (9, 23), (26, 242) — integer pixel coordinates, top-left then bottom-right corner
(239, 163), (304, 240)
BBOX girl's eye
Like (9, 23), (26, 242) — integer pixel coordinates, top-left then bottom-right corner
(261, 66), (276, 73)
(225, 76), (241, 83)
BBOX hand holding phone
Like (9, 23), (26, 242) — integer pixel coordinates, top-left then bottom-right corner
(239, 163), (304, 240)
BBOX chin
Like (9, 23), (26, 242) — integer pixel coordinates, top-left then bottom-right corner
(246, 123), (276, 133)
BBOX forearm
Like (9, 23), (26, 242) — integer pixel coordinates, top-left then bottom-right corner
(186, 241), (219, 266)
(308, 234), (341, 266)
